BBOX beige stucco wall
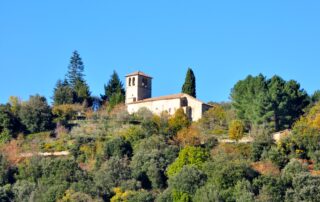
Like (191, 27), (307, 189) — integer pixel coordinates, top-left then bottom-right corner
(127, 98), (181, 116)
(125, 75), (152, 104)
(127, 95), (212, 122)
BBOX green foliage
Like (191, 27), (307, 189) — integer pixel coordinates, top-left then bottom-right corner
(263, 146), (289, 168)
(285, 173), (320, 202)
(131, 136), (178, 189)
(18, 95), (53, 134)
(94, 157), (132, 200)
(12, 180), (36, 202)
(108, 91), (125, 111)
(228, 120), (245, 141)
(253, 175), (286, 202)
(0, 184), (13, 201)
(52, 104), (82, 125)
(233, 180), (254, 202)
(104, 137), (132, 159)
(73, 79), (91, 105)
(102, 70), (125, 102)
(0, 155), (12, 186)
(311, 90), (320, 103)
(166, 146), (209, 177)
(127, 190), (154, 202)
(231, 74), (309, 131)
(250, 125), (273, 161)
(0, 104), (21, 141)
(199, 105), (228, 135)
(281, 159), (308, 184)
(53, 79), (75, 105)
(66, 51), (85, 87)
(193, 183), (221, 202)
(64, 50), (91, 105)
(182, 68), (196, 97)
(168, 165), (206, 201)
(16, 157), (92, 202)
(168, 108), (190, 136)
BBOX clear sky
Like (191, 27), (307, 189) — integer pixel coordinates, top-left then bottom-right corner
(1, 1), (320, 104)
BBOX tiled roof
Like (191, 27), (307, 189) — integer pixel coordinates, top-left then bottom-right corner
(126, 71), (152, 78)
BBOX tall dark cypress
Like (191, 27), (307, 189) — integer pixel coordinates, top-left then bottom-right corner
(182, 68), (196, 97)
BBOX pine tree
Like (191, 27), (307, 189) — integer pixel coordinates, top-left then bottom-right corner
(102, 71), (125, 101)
(66, 51), (85, 87)
(182, 68), (196, 97)
(64, 51), (91, 105)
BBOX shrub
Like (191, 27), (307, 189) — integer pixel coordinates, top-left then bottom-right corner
(166, 146), (209, 177)
(228, 120), (245, 141)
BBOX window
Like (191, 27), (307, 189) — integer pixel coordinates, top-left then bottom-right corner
(132, 77), (136, 86)
(129, 78), (131, 86)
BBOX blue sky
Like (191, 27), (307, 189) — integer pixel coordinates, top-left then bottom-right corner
(1, 1), (320, 104)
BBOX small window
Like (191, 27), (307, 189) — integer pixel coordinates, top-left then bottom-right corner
(129, 78), (131, 86)
(132, 77), (136, 86)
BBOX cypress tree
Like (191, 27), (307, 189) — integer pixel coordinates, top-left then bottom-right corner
(182, 68), (196, 97)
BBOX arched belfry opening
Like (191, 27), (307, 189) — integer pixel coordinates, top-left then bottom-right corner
(125, 71), (152, 104)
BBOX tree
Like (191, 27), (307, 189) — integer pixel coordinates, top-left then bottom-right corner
(311, 90), (320, 103)
(182, 68), (196, 97)
(131, 136), (178, 189)
(18, 95), (53, 134)
(231, 74), (269, 128)
(166, 146), (209, 177)
(73, 79), (91, 105)
(103, 137), (132, 159)
(199, 105), (228, 135)
(65, 51), (91, 105)
(53, 79), (74, 105)
(0, 104), (21, 141)
(102, 71), (125, 102)
(169, 165), (206, 201)
(66, 51), (85, 87)
(94, 157), (131, 200)
(231, 74), (309, 131)
(168, 108), (190, 136)
(285, 173), (320, 201)
(228, 120), (244, 141)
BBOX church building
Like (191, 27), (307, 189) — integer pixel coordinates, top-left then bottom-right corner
(125, 71), (212, 121)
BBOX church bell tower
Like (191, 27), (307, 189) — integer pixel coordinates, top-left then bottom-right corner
(125, 71), (152, 104)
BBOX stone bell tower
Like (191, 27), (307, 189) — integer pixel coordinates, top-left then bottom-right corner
(125, 71), (152, 104)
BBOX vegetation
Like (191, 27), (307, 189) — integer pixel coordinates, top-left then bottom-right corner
(182, 68), (196, 98)
(2, 62), (320, 202)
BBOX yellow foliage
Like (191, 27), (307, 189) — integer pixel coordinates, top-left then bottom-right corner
(228, 120), (244, 141)
(52, 104), (83, 122)
(174, 125), (201, 147)
(111, 187), (133, 202)
(168, 108), (190, 133)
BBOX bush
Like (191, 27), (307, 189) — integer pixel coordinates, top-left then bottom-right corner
(131, 136), (178, 189)
(168, 165), (206, 200)
(104, 137), (132, 159)
(166, 146), (209, 177)
(228, 120), (245, 141)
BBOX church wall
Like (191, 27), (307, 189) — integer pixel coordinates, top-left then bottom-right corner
(127, 98), (182, 116)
